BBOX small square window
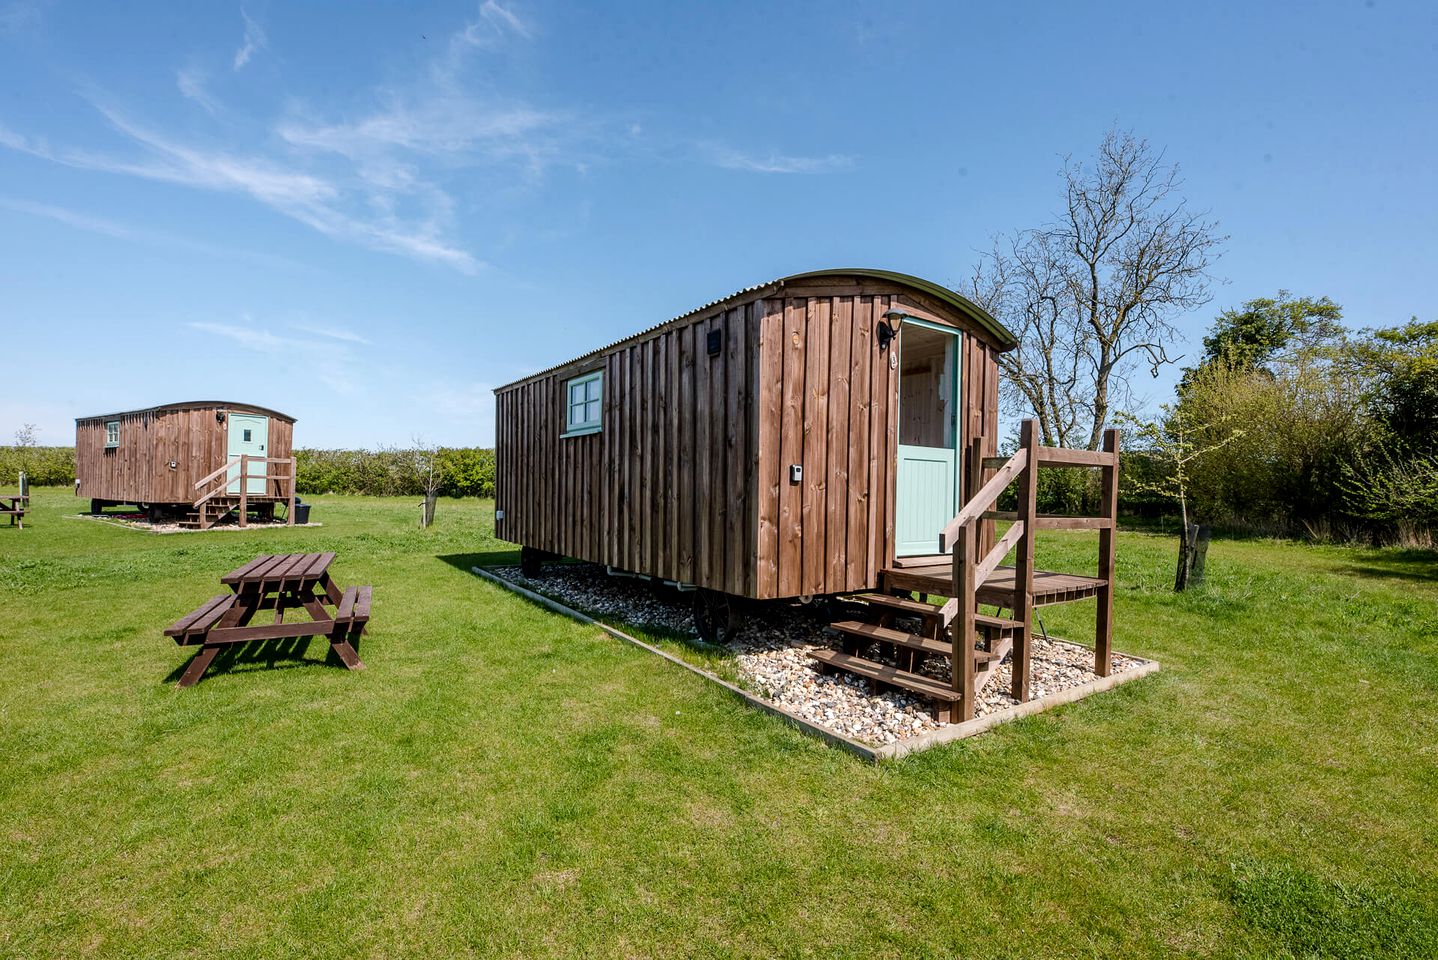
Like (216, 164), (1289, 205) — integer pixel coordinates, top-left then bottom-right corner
(563, 371), (603, 436)
(104, 420), (120, 448)
(243, 429), (252, 442)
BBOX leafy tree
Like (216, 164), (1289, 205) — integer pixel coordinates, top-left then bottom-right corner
(1186, 291), (1345, 380)
(1116, 405), (1244, 588)
(1349, 318), (1438, 456)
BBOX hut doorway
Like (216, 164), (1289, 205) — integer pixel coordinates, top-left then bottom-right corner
(226, 414), (269, 495)
(895, 321), (962, 556)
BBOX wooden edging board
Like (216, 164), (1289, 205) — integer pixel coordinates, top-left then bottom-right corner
(63, 514), (321, 535)
(471, 566), (1160, 763)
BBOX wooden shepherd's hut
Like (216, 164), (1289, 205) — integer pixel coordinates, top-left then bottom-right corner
(493, 269), (1121, 723)
(75, 401), (297, 529)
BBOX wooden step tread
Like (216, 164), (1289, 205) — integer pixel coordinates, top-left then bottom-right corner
(809, 649), (961, 702)
(829, 620), (949, 656)
(975, 613), (1023, 631)
(850, 593), (945, 618)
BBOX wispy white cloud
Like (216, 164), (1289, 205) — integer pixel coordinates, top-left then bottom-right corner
(0, 0), (47, 34)
(0, 195), (308, 270)
(191, 317), (363, 396)
(177, 66), (220, 114)
(706, 145), (854, 174)
(190, 319), (286, 352)
(421, 380), (495, 424)
(0, 106), (483, 272)
(296, 323), (371, 345)
(479, 0), (531, 39)
(0, 196), (137, 240)
(233, 8), (266, 70)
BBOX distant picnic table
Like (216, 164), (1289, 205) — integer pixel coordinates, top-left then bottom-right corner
(2, 494), (26, 528)
(164, 552), (372, 687)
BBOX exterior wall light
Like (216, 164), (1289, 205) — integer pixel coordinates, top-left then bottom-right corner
(878, 310), (907, 351)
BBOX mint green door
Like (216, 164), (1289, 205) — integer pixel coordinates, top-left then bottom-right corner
(226, 414), (269, 495)
(895, 321), (962, 556)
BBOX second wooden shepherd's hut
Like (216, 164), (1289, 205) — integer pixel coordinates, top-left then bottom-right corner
(75, 401), (298, 529)
(494, 268), (1121, 722)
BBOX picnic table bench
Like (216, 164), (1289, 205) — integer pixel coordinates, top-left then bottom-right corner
(1, 494), (26, 528)
(164, 552), (373, 687)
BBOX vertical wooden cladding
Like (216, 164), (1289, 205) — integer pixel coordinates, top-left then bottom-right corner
(74, 402), (294, 506)
(493, 273), (1008, 602)
(495, 304), (760, 597)
(754, 293), (897, 600)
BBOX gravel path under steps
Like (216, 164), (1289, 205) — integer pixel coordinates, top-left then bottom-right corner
(495, 563), (1138, 746)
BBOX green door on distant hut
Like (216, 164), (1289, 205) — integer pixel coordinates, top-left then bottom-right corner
(226, 414), (269, 495)
(894, 321), (962, 556)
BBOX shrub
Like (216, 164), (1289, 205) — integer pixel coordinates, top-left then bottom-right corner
(294, 447), (495, 498)
(0, 446), (76, 486)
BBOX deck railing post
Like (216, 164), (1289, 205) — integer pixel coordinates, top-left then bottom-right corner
(239, 454), (249, 528)
(287, 457), (297, 526)
(952, 521), (976, 722)
(1095, 428), (1120, 676)
(1012, 419), (1039, 702)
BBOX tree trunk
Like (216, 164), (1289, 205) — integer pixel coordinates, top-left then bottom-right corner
(1174, 523), (1211, 591)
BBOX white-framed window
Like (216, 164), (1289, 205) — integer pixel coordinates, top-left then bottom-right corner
(104, 420), (120, 448)
(563, 370), (603, 436)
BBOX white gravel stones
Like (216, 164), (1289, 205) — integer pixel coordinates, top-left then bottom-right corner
(495, 562), (1136, 746)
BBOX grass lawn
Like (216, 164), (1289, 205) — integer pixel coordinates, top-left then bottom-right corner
(2, 488), (1436, 959)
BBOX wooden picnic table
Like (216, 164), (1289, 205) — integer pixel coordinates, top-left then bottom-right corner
(164, 552), (372, 687)
(1, 494), (27, 528)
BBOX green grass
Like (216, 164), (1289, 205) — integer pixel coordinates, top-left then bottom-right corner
(2, 488), (1435, 959)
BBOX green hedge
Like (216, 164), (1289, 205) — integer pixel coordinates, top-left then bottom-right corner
(0, 446), (75, 486)
(294, 448), (495, 498)
(0, 445), (496, 498)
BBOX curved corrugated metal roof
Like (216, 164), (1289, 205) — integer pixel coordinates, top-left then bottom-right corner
(76, 401), (296, 423)
(496, 267), (1016, 390)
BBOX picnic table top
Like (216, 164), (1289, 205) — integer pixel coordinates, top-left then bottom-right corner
(221, 551), (336, 587)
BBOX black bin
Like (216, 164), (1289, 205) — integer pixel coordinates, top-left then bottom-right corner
(292, 500), (311, 524)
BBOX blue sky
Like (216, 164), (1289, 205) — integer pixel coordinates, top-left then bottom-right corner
(2, 0), (1434, 447)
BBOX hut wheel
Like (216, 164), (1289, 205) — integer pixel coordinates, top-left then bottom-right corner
(693, 589), (738, 644)
(519, 546), (544, 579)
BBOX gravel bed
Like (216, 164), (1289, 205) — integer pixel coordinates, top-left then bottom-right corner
(494, 562), (1138, 746)
(75, 513), (319, 534)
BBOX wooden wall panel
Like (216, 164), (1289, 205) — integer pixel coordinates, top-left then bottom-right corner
(75, 403), (294, 507)
(494, 307), (759, 595)
(493, 275), (1007, 602)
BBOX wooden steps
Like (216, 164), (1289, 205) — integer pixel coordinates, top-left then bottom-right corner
(975, 612), (1023, 632)
(810, 649), (961, 704)
(830, 620), (950, 657)
(829, 620), (1003, 663)
(849, 592), (943, 619)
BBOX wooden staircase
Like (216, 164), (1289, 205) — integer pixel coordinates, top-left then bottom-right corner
(188, 455), (297, 530)
(811, 590), (1021, 722)
(808, 419), (1121, 724)
(181, 496), (239, 530)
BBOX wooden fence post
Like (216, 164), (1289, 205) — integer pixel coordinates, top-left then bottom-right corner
(1012, 419), (1038, 702)
(238, 454), (248, 528)
(953, 522), (976, 722)
(287, 457), (297, 526)
(1095, 428), (1119, 676)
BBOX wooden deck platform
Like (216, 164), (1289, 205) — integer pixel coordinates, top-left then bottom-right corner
(882, 563), (1106, 607)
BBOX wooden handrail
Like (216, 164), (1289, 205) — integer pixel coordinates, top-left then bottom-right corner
(193, 456), (297, 510)
(1036, 445), (1117, 467)
(194, 456), (240, 491)
(938, 448), (1027, 551)
(974, 520), (1024, 586)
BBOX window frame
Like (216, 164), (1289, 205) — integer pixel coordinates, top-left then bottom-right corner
(562, 370), (604, 437)
(104, 420), (120, 449)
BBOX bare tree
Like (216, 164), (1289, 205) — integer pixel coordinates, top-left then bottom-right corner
(410, 436), (444, 528)
(970, 129), (1225, 449)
